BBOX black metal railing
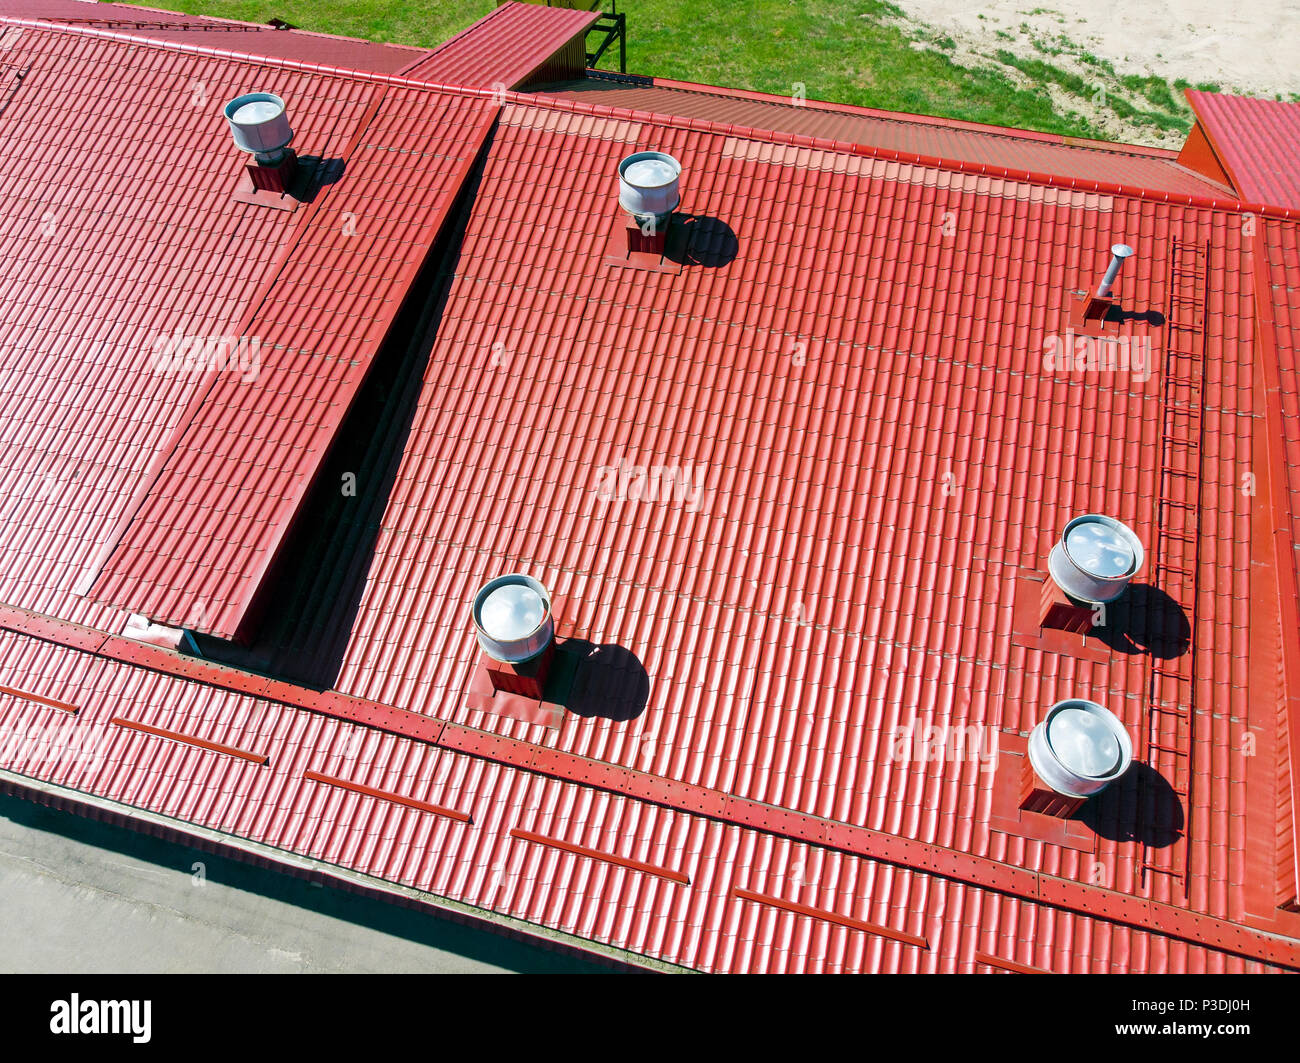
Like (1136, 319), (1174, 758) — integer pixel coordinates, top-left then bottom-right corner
(586, 11), (626, 73)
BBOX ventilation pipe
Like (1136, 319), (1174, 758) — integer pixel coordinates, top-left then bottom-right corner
(223, 92), (294, 163)
(471, 574), (556, 702)
(223, 92), (297, 195)
(1026, 698), (1133, 799)
(1047, 514), (1144, 605)
(473, 574), (554, 662)
(618, 151), (681, 232)
(1097, 243), (1135, 297)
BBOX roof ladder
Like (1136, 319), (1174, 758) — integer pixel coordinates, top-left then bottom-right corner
(1139, 238), (1209, 897)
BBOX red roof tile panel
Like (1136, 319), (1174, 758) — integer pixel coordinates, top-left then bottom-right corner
(319, 99), (1290, 936)
(0, 623), (1288, 971)
(397, 1), (599, 90)
(0, 23), (377, 636)
(1254, 219), (1300, 904)
(83, 77), (499, 638)
(1187, 90), (1300, 209)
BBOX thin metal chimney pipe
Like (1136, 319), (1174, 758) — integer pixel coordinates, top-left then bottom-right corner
(1097, 243), (1135, 297)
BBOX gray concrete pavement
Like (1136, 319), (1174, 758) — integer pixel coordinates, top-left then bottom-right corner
(0, 794), (610, 973)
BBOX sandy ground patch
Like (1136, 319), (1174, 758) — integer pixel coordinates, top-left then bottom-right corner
(887, 0), (1299, 145)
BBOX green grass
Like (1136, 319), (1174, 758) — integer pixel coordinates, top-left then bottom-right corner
(996, 49), (1088, 95)
(1104, 93), (1188, 132)
(996, 48), (1189, 135)
(128, 0), (1113, 138)
(1077, 51), (1114, 73)
(1119, 73), (1179, 111)
(1172, 76), (1219, 94)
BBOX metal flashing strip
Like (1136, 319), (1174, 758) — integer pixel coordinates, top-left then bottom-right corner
(0, 683), (78, 714)
(304, 769), (471, 823)
(975, 951), (1052, 975)
(732, 886), (928, 949)
(110, 717), (269, 765)
(509, 827), (691, 886)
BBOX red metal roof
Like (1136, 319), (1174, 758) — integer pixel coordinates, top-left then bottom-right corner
(70, 50), (498, 638)
(532, 76), (1234, 199)
(396, 1), (600, 89)
(325, 101), (1289, 933)
(1, 13), (1300, 972)
(1254, 219), (1300, 906)
(0, 0), (428, 73)
(1187, 90), (1300, 209)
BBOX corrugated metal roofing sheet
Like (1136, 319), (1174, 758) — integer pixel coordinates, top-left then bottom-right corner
(1258, 222), (1300, 616)
(1255, 219), (1300, 905)
(1188, 90), (1300, 210)
(396, 1), (599, 89)
(322, 99), (1271, 927)
(0, 15), (1299, 971)
(0, 625), (1285, 971)
(0, 23), (377, 638)
(78, 53), (499, 638)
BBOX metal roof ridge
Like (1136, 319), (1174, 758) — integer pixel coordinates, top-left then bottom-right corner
(392, 3), (602, 85)
(44, 5), (423, 51)
(529, 90), (1300, 219)
(1, 599), (1297, 970)
(393, 0), (514, 68)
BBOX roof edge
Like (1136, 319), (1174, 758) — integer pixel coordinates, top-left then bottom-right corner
(1, 601), (1298, 969)
(532, 89), (1300, 219)
(1184, 88), (1251, 195)
(9, 17), (1298, 217)
(0, 16), (487, 94)
(45, 2), (429, 53)
(0, 769), (678, 973)
(1251, 231), (1300, 907)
